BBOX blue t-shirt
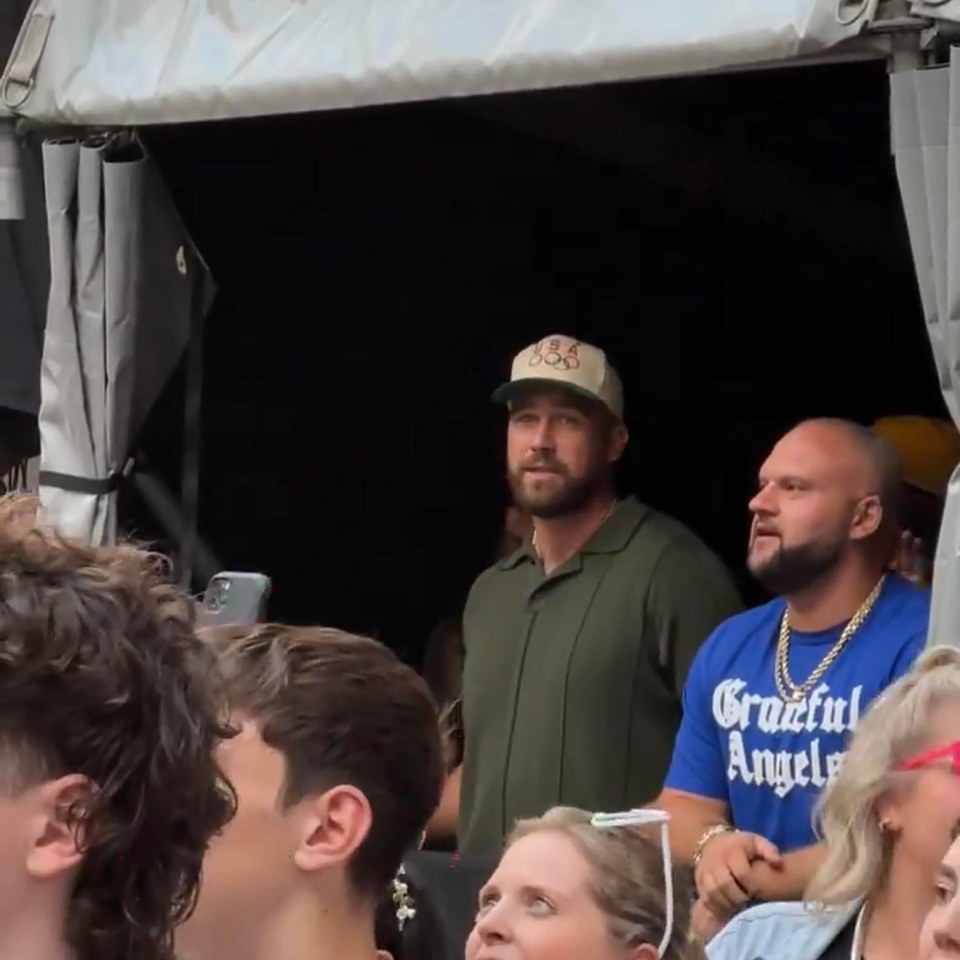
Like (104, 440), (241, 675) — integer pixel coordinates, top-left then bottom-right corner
(665, 576), (930, 852)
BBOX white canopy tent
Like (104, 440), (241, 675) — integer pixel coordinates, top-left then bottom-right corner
(2, 0), (959, 631)
(2, 0), (881, 126)
(891, 49), (960, 646)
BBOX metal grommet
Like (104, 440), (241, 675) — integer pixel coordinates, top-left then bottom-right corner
(1, 74), (34, 112)
(836, 0), (871, 27)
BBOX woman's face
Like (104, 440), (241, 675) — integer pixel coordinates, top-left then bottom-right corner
(880, 700), (960, 879)
(920, 835), (960, 960)
(464, 831), (655, 960)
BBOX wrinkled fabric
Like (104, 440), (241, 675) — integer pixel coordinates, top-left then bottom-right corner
(5, 0), (866, 125)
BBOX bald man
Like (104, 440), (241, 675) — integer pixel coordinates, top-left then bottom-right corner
(654, 419), (930, 930)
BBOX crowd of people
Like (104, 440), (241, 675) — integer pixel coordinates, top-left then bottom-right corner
(3, 332), (960, 960)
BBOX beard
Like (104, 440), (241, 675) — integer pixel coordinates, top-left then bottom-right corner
(507, 462), (604, 519)
(748, 534), (846, 595)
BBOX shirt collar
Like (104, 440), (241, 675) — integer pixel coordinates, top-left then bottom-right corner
(498, 497), (649, 570)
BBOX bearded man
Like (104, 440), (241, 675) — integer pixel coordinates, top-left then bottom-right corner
(456, 334), (741, 854)
(655, 418), (931, 936)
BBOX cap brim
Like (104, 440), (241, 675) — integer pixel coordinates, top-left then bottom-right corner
(491, 379), (605, 409)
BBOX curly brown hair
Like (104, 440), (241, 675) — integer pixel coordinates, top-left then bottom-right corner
(0, 496), (236, 960)
(205, 624), (444, 901)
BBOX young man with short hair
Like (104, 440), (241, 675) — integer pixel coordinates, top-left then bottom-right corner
(178, 624), (445, 960)
(0, 495), (235, 960)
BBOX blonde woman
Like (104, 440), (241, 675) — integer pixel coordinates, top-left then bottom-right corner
(919, 822), (960, 959)
(465, 806), (701, 960)
(708, 646), (960, 960)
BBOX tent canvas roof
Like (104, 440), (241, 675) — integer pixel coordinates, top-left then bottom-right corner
(2, 0), (875, 126)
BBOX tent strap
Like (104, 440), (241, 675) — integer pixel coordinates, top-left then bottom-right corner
(178, 280), (203, 589)
(38, 470), (120, 495)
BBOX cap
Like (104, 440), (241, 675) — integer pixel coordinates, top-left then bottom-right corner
(872, 415), (960, 497)
(491, 334), (624, 420)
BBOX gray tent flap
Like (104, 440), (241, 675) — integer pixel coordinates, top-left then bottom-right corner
(891, 73), (943, 391)
(892, 57), (960, 647)
(76, 144), (107, 496)
(128, 157), (215, 443)
(911, 1), (960, 23)
(102, 150), (142, 520)
(39, 139), (98, 539)
(891, 67), (959, 423)
(918, 69), (950, 348)
(38, 134), (214, 546)
(949, 54), (960, 409)
(0, 131), (47, 428)
(932, 468), (960, 647)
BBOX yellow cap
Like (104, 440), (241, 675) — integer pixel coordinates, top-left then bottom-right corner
(872, 416), (960, 496)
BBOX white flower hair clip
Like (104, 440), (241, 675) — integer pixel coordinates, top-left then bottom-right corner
(391, 865), (417, 932)
(591, 808), (673, 959)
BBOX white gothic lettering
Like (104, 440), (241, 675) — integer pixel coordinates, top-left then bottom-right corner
(712, 679), (861, 798)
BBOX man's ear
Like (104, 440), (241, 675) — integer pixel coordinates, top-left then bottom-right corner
(607, 423), (629, 465)
(25, 774), (93, 880)
(292, 784), (372, 875)
(850, 494), (883, 541)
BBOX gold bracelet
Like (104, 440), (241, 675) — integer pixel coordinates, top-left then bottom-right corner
(692, 823), (734, 868)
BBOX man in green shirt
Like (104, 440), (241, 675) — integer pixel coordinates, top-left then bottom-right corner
(458, 334), (742, 854)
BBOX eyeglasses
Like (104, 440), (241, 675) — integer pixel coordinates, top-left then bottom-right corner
(591, 809), (673, 958)
(897, 740), (960, 774)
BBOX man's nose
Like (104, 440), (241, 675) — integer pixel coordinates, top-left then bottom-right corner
(530, 418), (558, 449)
(749, 484), (777, 516)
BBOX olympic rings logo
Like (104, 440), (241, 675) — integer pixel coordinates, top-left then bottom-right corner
(528, 339), (581, 371)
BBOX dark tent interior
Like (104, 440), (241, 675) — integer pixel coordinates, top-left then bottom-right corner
(122, 57), (945, 664)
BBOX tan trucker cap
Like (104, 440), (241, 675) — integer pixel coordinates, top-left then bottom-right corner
(491, 334), (623, 420)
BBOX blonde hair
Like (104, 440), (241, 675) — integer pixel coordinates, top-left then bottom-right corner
(807, 646), (960, 905)
(508, 806), (702, 960)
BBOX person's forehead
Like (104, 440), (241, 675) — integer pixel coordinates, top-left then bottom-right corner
(923, 698), (960, 746)
(493, 831), (592, 892)
(762, 424), (868, 483)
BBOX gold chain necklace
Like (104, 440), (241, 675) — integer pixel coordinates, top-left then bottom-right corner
(531, 499), (618, 560)
(774, 575), (886, 703)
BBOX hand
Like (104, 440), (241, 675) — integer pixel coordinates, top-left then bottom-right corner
(691, 898), (729, 944)
(695, 830), (781, 915)
(891, 529), (930, 587)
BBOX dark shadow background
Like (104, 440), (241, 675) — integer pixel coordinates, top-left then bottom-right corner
(125, 58), (946, 662)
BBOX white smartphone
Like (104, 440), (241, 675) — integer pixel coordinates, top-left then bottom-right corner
(198, 571), (272, 627)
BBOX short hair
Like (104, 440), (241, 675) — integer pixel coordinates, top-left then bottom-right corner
(0, 495), (236, 960)
(507, 807), (701, 960)
(805, 418), (904, 533)
(808, 646), (960, 905)
(207, 624), (444, 900)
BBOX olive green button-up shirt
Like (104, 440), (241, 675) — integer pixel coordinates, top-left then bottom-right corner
(458, 497), (742, 854)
